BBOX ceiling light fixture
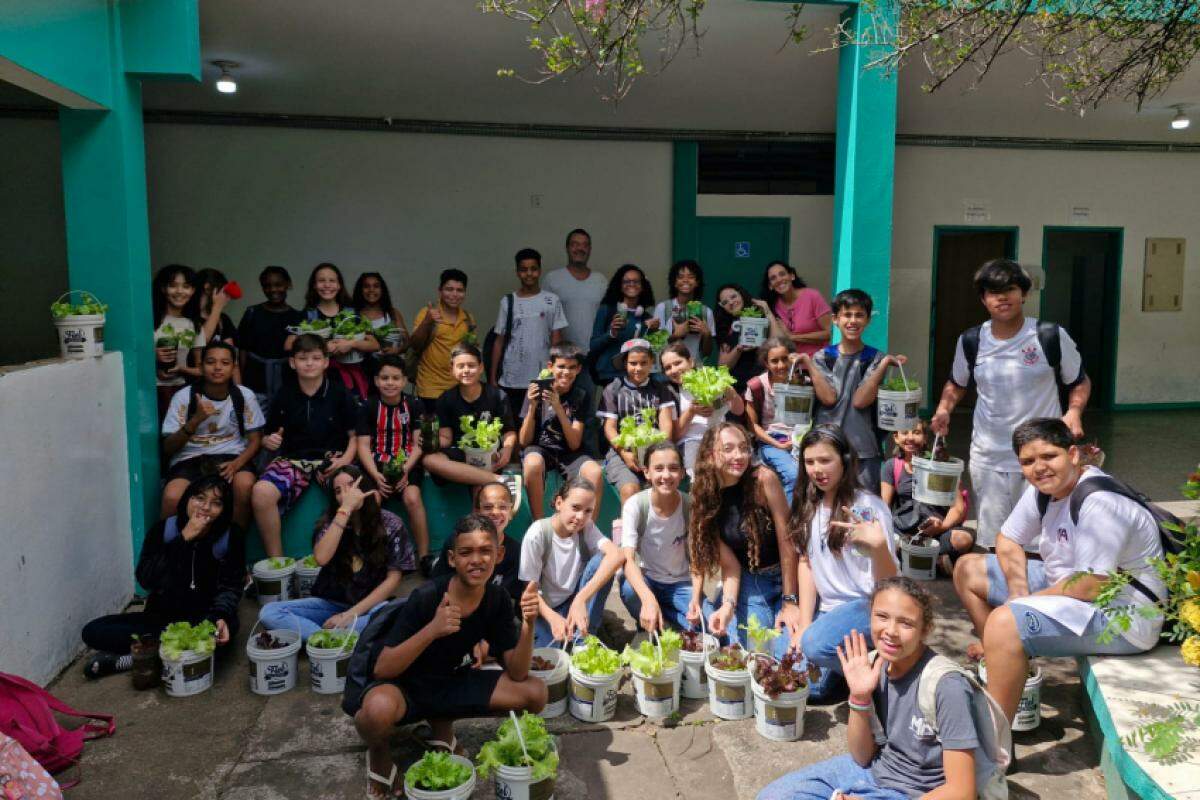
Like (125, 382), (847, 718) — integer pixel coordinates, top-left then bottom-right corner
(212, 60), (239, 94)
(1170, 105), (1190, 130)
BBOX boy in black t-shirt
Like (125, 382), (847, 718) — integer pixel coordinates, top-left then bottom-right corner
(251, 334), (358, 557)
(356, 354), (432, 574)
(432, 482), (524, 603)
(423, 343), (520, 490)
(346, 514), (544, 798)
(237, 266), (304, 416)
(597, 338), (676, 505)
(519, 343), (604, 520)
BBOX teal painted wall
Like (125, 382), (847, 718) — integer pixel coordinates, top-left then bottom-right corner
(0, 1), (113, 106)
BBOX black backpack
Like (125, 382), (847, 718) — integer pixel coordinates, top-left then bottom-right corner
(960, 320), (1085, 409)
(186, 386), (246, 437)
(1036, 474), (1184, 604)
(482, 293), (516, 383)
(341, 596), (408, 717)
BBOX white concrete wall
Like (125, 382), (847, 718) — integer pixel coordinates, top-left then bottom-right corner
(144, 125), (675, 332)
(0, 354), (133, 684)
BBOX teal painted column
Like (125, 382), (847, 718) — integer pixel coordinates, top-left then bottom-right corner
(672, 141), (699, 263)
(832, 2), (897, 350)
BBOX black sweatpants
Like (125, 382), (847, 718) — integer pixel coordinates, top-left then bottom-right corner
(82, 611), (240, 654)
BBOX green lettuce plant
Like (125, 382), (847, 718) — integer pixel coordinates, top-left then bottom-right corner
(406, 751), (473, 791)
(645, 329), (669, 354)
(301, 554), (319, 569)
(307, 629), (359, 650)
(738, 306), (765, 319)
(476, 712), (559, 780)
(613, 408), (667, 451)
(51, 292), (108, 318)
(739, 614), (780, 655)
(681, 365), (736, 407)
(571, 635), (622, 676)
(160, 620), (217, 659)
(458, 415), (504, 450)
(621, 629), (682, 677)
(881, 375), (921, 392)
(382, 450), (408, 480)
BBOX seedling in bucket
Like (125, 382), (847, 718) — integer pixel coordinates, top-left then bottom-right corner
(899, 532), (940, 581)
(749, 649), (820, 742)
(477, 711), (559, 800)
(459, 414), (504, 468)
(569, 635), (622, 722)
(876, 362), (922, 432)
(613, 408), (668, 465)
(159, 620), (218, 697)
(381, 450), (407, 483)
(912, 434), (965, 507)
(404, 751), (476, 800)
(681, 365), (737, 409)
(622, 630), (684, 717)
(52, 289), (108, 359)
(307, 627), (359, 694)
(706, 643), (752, 720)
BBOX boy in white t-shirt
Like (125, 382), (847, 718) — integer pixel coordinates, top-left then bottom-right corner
(931, 259), (1091, 547)
(952, 417), (1165, 722)
(490, 247), (569, 412)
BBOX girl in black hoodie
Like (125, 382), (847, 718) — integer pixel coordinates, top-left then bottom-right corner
(81, 476), (244, 678)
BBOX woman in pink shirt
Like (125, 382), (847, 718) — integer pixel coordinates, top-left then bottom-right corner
(761, 260), (831, 357)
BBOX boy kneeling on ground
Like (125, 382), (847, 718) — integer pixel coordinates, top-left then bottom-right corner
(953, 417), (1165, 723)
(344, 513), (545, 799)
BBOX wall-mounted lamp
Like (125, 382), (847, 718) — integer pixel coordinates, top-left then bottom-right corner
(212, 60), (239, 94)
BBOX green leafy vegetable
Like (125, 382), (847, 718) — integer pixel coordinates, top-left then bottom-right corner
(458, 415), (504, 450)
(738, 306), (765, 318)
(708, 644), (747, 672)
(332, 310), (372, 338)
(685, 300), (704, 319)
(382, 450), (408, 480)
(476, 712), (559, 780)
(681, 365), (737, 407)
(645, 329), (670, 353)
(881, 375), (921, 391)
(51, 292), (108, 318)
(160, 620), (217, 659)
(739, 613), (780, 655)
(308, 629), (359, 650)
(613, 408), (667, 451)
(405, 751), (473, 791)
(537, 368), (554, 380)
(154, 323), (196, 349)
(301, 554), (319, 569)
(621, 630), (682, 677)
(571, 635), (622, 676)
(265, 556), (295, 570)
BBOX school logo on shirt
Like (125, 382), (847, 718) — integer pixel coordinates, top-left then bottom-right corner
(1021, 345), (1041, 366)
(909, 714), (937, 741)
(1023, 610), (1042, 634)
(1057, 526), (1070, 543)
(852, 506), (876, 523)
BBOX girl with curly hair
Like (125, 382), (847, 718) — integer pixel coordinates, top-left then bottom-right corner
(685, 421), (799, 658)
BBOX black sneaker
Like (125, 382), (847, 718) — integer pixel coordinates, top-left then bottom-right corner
(419, 554), (437, 578)
(83, 652), (133, 680)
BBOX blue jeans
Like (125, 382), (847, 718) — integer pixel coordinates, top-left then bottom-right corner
(757, 754), (907, 800)
(758, 445), (798, 504)
(619, 574), (706, 632)
(533, 553), (614, 647)
(800, 598), (872, 703)
(717, 568), (788, 659)
(259, 596), (383, 642)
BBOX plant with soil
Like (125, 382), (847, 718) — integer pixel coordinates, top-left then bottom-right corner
(750, 650), (820, 699)
(476, 712), (559, 780)
(571, 635), (622, 676)
(708, 644), (747, 672)
(308, 629), (359, 650)
(530, 654), (557, 671)
(406, 751), (473, 791)
(160, 620), (217, 659)
(253, 630), (287, 650)
(620, 629), (682, 677)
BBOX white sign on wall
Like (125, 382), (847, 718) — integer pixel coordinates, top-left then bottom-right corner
(1069, 203), (1092, 224)
(963, 199), (991, 224)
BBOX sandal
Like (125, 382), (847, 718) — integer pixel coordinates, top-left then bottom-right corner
(425, 736), (466, 757)
(365, 753), (401, 799)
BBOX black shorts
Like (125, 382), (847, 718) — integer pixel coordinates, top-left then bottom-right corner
(365, 668), (504, 725)
(165, 454), (255, 483)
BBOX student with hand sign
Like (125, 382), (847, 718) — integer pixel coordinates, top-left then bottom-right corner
(345, 514), (545, 800)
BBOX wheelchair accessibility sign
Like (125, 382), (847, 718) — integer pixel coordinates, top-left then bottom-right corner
(734, 241), (751, 259)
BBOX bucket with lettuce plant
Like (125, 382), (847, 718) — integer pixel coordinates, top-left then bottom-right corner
(681, 365), (737, 428)
(568, 635), (622, 722)
(404, 750), (477, 800)
(734, 306), (769, 348)
(246, 623), (302, 696)
(331, 311), (371, 363)
(459, 415), (505, 470)
(912, 435), (965, 507)
(252, 556), (297, 605)
(876, 363), (922, 432)
(622, 630), (683, 718)
(529, 641), (570, 718)
(296, 554), (321, 598)
(159, 620), (218, 697)
(750, 648), (820, 742)
(614, 408), (668, 469)
(477, 711), (559, 800)
(307, 627), (360, 694)
(679, 627), (718, 699)
(51, 291), (108, 359)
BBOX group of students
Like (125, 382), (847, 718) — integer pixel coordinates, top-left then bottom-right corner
(82, 246), (1171, 800)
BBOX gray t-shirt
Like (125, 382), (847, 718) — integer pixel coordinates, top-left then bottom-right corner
(814, 346), (885, 459)
(871, 649), (983, 797)
(543, 267), (608, 354)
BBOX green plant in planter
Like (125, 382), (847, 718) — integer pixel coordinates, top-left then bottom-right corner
(476, 712), (559, 780)
(738, 306), (765, 318)
(308, 629), (359, 650)
(645, 329), (669, 354)
(621, 629), (682, 677)
(51, 293), (108, 318)
(612, 408), (667, 451)
(685, 300), (704, 319)
(296, 318), (331, 335)
(681, 365), (737, 407)
(301, 554), (320, 569)
(381, 450), (408, 481)
(739, 614), (780, 655)
(458, 415), (504, 450)
(881, 375), (921, 392)
(160, 620), (217, 659)
(406, 751), (473, 791)
(265, 556), (295, 570)
(571, 635), (622, 676)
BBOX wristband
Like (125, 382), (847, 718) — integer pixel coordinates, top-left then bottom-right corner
(848, 700), (873, 713)
(848, 693), (872, 707)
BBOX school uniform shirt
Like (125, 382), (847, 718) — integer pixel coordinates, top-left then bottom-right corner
(1000, 467), (1165, 650)
(621, 492), (691, 584)
(266, 377), (358, 461)
(803, 490), (898, 611)
(543, 267), (608, 355)
(871, 649), (984, 798)
(154, 315), (206, 388)
(435, 385), (517, 446)
(596, 376), (677, 438)
(237, 304), (303, 394)
(520, 383), (589, 460)
(773, 288), (831, 357)
(518, 519), (611, 608)
(950, 318), (1083, 473)
(377, 574), (520, 679)
(881, 457), (951, 536)
(718, 479), (781, 573)
(814, 346), (887, 460)
(161, 385), (265, 466)
(413, 305), (476, 400)
(652, 300), (717, 366)
(494, 290), (569, 388)
(309, 510), (414, 606)
(356, 396), (417, 462)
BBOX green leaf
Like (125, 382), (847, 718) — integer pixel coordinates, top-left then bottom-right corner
(571, 635), (622, 676)
(405, 751), (473, 791)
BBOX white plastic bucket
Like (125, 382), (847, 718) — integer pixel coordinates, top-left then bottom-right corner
(252, 558), (297, 605)
(54, 314), (105, 359)
(530, 647), (570, 718)
(464, 445), (497, 470)
(774, 384), (814, 428)
(735, 317), (770, 348)
(295, 561), (321, 598)
(978, 662), (1042, 732)
(900, 536), (940, 581)
(568, 665), (621, 723)
(307, 636), (356, 695)
(246, 627), (301, 695)
(751, 676), (809, 742)
(705, 659), (752, 720)
(877, 388), (923, 432)
(631, 662), (682, 718)
(680, 635), (719, 699)
(404, 754), (476, 800)
(912, 455), (964, 507)
(494, 761), (557, 800)
(160, 647), (215, 698)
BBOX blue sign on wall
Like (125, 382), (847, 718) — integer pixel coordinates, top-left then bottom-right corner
(734, 241), (751, 259)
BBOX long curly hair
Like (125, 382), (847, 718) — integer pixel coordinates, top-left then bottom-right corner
(788, 424), (861, 557)
(600, 264), (655, 309)
(688, 422), (770, 576)
(322, 465), (389, 585)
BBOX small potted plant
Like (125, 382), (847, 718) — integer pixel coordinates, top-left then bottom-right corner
(680, 365), (738, 426)
(876, 366), (923, 432)
(705, 643), (752, 720)
(50, 290), (108, 359)
(735, 305), (769, 347)
(568, 635), (623, 723)
(404, 750), (476, 800)
(130, 634), (160, 691)
(458, 414), (505, 470)
(621, 629), (683, 717)
(477, 712), (559, 800)
(912, 434), (965, 507)
(613, 408), (668, 468)
(749, 648), (820, 742)
(159, 620), (218, 697)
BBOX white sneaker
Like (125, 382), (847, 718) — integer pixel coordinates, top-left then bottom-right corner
(498, 472), (523, 515)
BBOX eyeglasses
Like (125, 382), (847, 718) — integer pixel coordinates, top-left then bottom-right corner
(718, 297), (740, 308)
(622, 279), (643, 286)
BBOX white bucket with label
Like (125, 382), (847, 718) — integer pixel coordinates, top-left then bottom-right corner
(774, 384), (814, 428)
(631, 661), (681, 718)
(900, 536), (940, 581)
(307, 633), (357, 695)
(705, 658), (752, 720)
(252, 558), (297, 605)
(464, 445), (497, 470)
(404, 754), (476, 800)
(493, 760), (557, 800)
(51, 291), (106, 359)
(160, 646), (215, 698)
(568, 664), (621, 723)
(877, 385), (923, 432)
(246, 625), (301, 695)
(912, 455), (964, 507)
(295, 559), (321, 598)
(680, 634), (719, 699)
(978, 661), (1042, 732)
(530, 647), (570, 718)
(751, 674), (809, 742)
(735, 316), (770, 348)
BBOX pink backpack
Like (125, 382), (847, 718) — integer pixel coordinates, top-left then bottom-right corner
(0, 673), (114, 787)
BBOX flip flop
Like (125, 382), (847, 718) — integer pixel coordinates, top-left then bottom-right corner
(425, 736), (466, 757)
(366, 754), (402, 799)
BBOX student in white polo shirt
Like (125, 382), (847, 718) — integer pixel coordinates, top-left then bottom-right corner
(952, 418), (1165, 723)
(931, 259), (1091, 548)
